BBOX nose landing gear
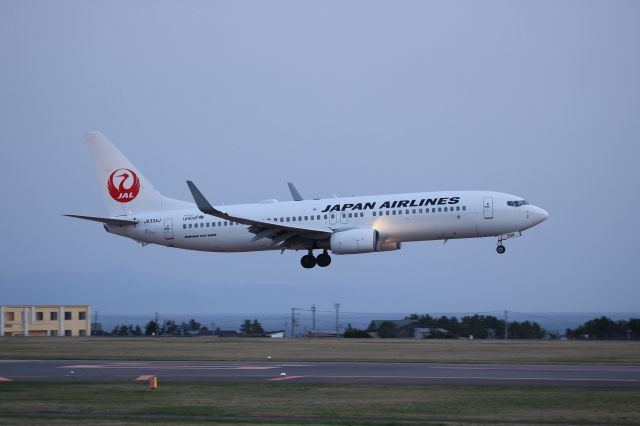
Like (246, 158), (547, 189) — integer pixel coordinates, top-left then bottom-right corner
(300, 249), (332, 268)
(495, 231), (522, 254)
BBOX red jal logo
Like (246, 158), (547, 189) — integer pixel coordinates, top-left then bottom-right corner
(108, 168), (140, 203)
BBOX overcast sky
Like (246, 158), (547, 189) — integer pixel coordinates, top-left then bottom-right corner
(1, 1), (638, 316)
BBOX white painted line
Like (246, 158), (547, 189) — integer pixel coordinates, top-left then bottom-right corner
(430, 366), (640, 373)
(303, 375), (640, 382)
(0, 377), (12, 382)
(268, 375), (303, 382)
(61, 364), (279, 370)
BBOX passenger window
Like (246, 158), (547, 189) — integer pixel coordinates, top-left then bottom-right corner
(348, 213), (352, 218)
(298, 216), (302, 221)
(292, 217), (296, 222)
(432, 208), (436, 213)
(287, 217), (290, 222)
(183, 224), (186, 229)
(406, 209), (410, 214)
(456, 206), (460, 211)
(212, 222), (216, 227)
(462, 206), (466, 211)
(218, 221), (222, 226)
(324, 215), (328, 219)
(373, 211), (377, 216)
(317, 215), (320, 220)
(224, 222), (227, 226)
(412, 209), (416, 214)
(188, 224), (192, 229)
(392, 210), (396, 215)
(331, 214), (335, 219)
(304, 216), (308, 220)
(438, 207), (442, 212)
(342, 213), (346, 218)
(386, 211), (390, 216)
(419, 209), (423, 213)
(398, 210), (402, 215)
(360, 212), (364, 217)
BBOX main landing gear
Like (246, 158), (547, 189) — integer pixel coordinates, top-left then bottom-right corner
(301, 249), (332, 269)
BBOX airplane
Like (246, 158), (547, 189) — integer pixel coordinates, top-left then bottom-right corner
(67, 132), (549, 268)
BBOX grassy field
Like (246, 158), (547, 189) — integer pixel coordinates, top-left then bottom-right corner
(1, 337), (639, 364)
(0, 381), (639, 425)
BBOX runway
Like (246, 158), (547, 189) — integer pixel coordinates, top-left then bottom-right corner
(1, 360), (639, 387)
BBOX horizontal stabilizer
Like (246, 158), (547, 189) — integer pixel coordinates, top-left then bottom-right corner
(64, 214), (138, 225)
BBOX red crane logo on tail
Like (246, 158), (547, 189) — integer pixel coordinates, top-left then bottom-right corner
(108, 168), (140, 203)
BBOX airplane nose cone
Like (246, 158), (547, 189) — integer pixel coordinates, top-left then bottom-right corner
(530, 206), (549, 226)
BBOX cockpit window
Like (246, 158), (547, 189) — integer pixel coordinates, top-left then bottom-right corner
(507, 200), (529, 207)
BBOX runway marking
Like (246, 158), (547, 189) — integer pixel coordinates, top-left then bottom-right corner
(135, 375), (154, 381)
(0, 377), (12, 381)
(430, 366), (640, 372)
(305, 375), (640, 383)
(62, 364), (279, 370)
(269, 375), (303, 381)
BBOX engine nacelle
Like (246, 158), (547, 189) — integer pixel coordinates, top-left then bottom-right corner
(331, 228), (379, 254)
(330, 229), (402, 255)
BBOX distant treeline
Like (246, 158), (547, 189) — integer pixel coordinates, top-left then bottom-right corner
(344, 314), (640, 340)
(109, 318), (266, 337)
(407, 314), (544, 339)
(106, 315), (640, 340)
(565, 316), (640, 340)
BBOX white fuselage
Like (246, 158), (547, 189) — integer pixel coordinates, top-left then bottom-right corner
(106, 190), (548, 253)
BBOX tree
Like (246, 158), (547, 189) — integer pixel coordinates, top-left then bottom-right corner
(188, 319), (201, 332)
(343, 323), (371, 338)
(628, 318), (640, 339)
(144, 320), (159, 336)
(566, 316), (629, 340)
(508, 321), (544, 339)
(162, 320), (179, 336)
(251, 319), (265, 335)
(240, 319), (265, 336)
(377, 321), (399, 338)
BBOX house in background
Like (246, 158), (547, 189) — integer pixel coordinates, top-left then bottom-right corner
(1, 305), (91, 337)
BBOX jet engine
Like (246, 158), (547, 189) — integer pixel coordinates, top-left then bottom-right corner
(330, 229), (401, 254)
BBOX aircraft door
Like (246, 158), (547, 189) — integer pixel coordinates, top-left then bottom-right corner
(339, 211), (349, 225)
(164, 218), (174, 240)
(483, 197), (494, 219)
(328, 212), (338, 225)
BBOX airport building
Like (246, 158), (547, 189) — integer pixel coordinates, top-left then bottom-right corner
(1, 305), (91, 337)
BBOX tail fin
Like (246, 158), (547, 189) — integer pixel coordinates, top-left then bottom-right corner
(86, 132), (188, 216)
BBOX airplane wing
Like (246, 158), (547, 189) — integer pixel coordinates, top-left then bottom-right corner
(287, 182), (304, 201)
(186, 181), (332, 246)
(64, 214), (138, 225)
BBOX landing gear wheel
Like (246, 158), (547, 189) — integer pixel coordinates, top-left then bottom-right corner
(316, 251), (332, 267)
(301, 254), (317, 269)
(496, 245), (506, 254)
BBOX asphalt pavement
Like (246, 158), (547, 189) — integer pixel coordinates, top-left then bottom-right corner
(1, 360), (639, 387)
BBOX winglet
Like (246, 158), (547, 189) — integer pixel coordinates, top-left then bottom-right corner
(186, 181), (223, 216)
(287, 182), (304, 201)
